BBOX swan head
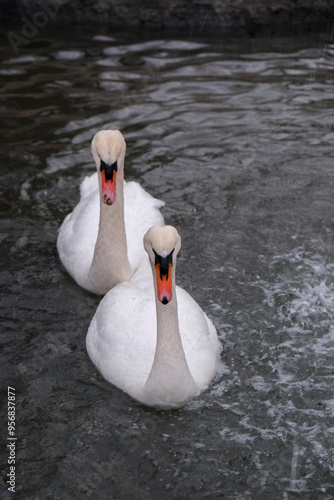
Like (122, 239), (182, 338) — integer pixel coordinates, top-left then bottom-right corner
(144, 226), (181, 305)
(91, 130), (126, 205)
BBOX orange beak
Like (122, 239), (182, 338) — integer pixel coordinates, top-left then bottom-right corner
(156, 262), (173, 305)
(100, 159), (117, 205)
(101, 169), (116, 205)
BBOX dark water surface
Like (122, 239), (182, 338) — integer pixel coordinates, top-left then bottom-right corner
(1, 24), (334, 499)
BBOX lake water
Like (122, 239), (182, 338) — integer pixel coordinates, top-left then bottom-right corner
(1, 23), (334, 499)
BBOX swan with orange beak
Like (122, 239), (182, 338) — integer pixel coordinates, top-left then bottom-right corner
(57, 130), (165, 295)
(86, 225), (220, 408)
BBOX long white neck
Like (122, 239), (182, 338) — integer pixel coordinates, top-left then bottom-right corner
(142, 269), (197, 407)
(88, 168), (133, 294)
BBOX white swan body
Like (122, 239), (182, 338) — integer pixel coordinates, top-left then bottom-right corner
(57, 130), (165, 294)
(86, 226), (220, 409)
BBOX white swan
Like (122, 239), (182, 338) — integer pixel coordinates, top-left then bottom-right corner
(86, 225), (220, 409)
(57, 130), (165, 294)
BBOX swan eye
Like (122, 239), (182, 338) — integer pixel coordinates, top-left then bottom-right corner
(100, 159), (118, 181)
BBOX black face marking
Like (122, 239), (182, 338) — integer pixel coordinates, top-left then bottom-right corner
(153, 248), (174, 280)
(100, 159), (118, 181)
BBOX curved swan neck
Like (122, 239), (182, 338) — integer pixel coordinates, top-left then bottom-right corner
(143, 266), (197, 407)
(88, 163), (132, 294)
(155, 295), (183, 358)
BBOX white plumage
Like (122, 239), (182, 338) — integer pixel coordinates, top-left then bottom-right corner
(86, 226), (220, 409)
(57, 130), (165, 294)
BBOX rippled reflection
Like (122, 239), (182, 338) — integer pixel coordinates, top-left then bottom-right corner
(1, 26), (334, 499)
